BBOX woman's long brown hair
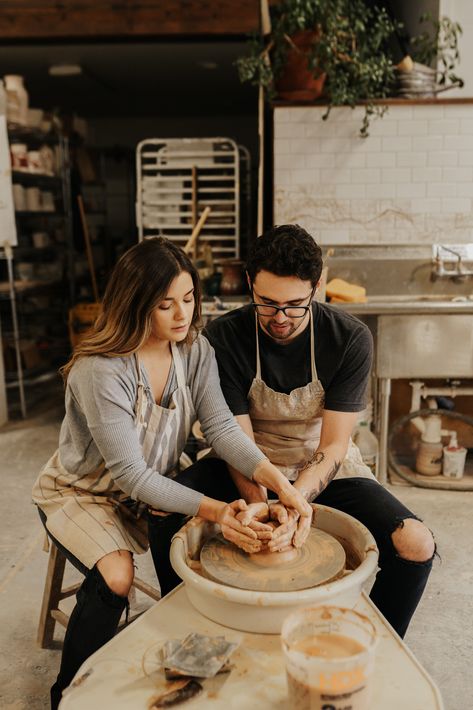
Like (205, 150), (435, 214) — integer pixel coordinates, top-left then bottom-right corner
(61, 237), (202, 381)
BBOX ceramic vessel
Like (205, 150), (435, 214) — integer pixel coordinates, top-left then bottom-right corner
(170, 504), (379, 634)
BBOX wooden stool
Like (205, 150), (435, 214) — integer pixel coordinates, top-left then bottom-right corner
(37, 542), (161, 649)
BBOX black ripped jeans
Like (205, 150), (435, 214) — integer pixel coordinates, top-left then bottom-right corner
(38, 509), (128, 710)
(148, 460), (435, 639)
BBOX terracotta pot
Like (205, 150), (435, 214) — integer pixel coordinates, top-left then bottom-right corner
(276, 30), (326, 101)
(219, 259), (245, 296)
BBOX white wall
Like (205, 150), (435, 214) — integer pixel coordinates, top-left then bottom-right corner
(274, 104), (473, 246)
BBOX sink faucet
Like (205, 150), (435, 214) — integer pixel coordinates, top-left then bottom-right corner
(432, 244), (473, 281)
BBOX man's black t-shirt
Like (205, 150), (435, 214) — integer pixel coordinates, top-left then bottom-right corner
(203, 303), (373, 416)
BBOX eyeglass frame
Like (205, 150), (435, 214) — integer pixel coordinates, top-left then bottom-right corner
(250, 285), (317, 319)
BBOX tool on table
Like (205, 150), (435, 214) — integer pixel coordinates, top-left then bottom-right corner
(161, 633), (239, 679)
(150, 633), (239, 708)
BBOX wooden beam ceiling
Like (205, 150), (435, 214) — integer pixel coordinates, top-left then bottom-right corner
(0, 1), (261, 40)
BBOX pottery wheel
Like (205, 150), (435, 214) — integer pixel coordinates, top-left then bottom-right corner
(200, 528), (346, 592)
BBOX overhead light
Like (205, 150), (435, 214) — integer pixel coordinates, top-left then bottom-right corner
(48, 64), (82, 77)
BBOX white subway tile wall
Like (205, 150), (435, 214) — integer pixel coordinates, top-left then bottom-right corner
(274, 105), (473, 244)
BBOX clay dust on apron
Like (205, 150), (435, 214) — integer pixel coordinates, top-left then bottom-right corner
(248, 311), (374, 483)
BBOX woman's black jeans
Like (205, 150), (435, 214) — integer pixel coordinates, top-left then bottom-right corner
(149, 462), (436, 639)
(38, 509), (128, 710)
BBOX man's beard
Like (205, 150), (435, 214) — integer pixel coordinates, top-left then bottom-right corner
(265, 319), (297, 341)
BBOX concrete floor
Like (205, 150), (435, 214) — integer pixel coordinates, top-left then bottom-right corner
(0, 393), (472, 709)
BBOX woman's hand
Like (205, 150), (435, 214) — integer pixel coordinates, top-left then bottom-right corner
(235, 502), (274, 541)
(252, 461), (313, 548)
(198, 497), (263, 553)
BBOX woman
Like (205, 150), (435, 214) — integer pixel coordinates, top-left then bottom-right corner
(32, 237), (312, 709)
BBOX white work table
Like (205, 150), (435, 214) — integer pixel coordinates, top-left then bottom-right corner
(60, 586), (443, 710)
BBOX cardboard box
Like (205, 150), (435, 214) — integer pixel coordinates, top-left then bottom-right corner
(3, 338), (43, 372)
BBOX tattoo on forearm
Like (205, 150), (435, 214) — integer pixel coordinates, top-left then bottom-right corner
(297, 450), (325, 474)
(303, 460), (341, 502)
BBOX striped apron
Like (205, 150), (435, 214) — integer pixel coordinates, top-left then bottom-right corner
(248, 312), (375, 482)
(32, 343), (195, 570)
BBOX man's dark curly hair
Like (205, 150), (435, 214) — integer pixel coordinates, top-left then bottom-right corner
(246, 224), (323, 287)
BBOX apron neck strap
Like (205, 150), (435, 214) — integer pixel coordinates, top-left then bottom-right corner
(135, 352), (144, 386)
(309, 307), (317, 382)
(254, 313), (262, 380)
(171, 342), (186, 389)
(254, 307), (318, 382)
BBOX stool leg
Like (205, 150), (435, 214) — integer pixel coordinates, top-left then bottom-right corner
(37, 544), (66, 649)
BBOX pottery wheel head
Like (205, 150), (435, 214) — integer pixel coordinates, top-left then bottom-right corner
(199, 528), (346, 592)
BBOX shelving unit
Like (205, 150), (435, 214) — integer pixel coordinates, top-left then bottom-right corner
(0, 124), (73, 418)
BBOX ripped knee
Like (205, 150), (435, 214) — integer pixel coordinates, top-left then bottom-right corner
(391, 518), (435, 563)
(96, 550), (134, 597)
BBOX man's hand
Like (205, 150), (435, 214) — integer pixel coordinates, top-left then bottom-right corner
(276, 483), (313, 548)
(266, 503), (299, 552)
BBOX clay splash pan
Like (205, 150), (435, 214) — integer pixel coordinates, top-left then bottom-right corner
(200, 528), (346, 593)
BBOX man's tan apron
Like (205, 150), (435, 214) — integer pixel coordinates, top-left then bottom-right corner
(248, 312), (375, 483)
(32, 343), (195, 569)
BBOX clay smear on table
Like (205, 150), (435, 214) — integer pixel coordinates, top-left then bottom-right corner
(200, 527), (346, 593)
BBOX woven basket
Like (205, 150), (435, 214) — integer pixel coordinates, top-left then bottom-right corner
(68, 302), (101, 349)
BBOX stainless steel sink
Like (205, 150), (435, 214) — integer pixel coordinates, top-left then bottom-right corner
(335, 293), (473, 315)
(367, 294), (473, 303)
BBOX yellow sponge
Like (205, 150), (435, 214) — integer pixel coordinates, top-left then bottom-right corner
(326, 278), (367, 303)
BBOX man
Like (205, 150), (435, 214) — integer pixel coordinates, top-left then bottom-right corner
(204, 224), (435, 638)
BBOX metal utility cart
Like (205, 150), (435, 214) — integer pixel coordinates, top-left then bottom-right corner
(136, 137), (241, 260)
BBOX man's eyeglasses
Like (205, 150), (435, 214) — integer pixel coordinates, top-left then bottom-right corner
(251, 288), (315, 319)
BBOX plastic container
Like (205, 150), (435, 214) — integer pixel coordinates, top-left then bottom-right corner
(416, 441), (443, 476)
(442, 433), (467, 479)
(281, 606), (377, 710)
(353, 421), (379, 476)
(4, 75), (28, 125)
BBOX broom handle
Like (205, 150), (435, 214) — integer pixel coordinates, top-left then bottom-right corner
(77, 194), (100, 303)
(183, 206), (211, 256)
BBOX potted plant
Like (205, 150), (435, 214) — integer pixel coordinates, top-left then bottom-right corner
(237, 0), (400, 136)
(237, 0), (462, 136)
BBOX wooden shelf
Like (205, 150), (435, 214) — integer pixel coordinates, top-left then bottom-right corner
(0, 279), (62, 297)
(272, 97), (473, 108)
(15, 211), (63, 219)
(8, 123), (59, 145)
(12, 170), (61, 188)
